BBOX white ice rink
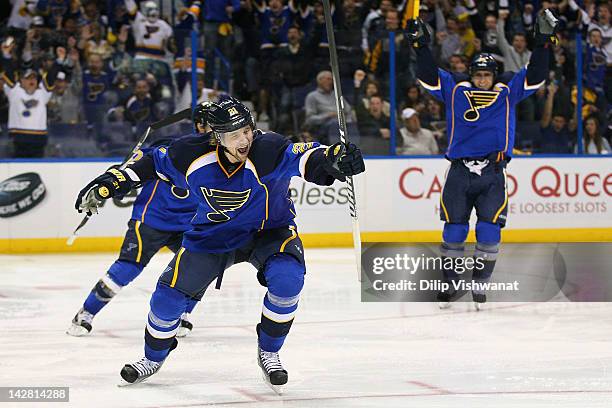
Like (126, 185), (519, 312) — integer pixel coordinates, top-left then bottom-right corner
(2, 248), (612, 407)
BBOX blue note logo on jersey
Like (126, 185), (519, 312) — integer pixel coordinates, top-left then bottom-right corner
(463, 90), (499, 121)
(22, 98), (39, 109)
(202, 188), (251, 222)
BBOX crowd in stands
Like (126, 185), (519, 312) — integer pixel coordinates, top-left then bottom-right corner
(0, 0), (610, 158)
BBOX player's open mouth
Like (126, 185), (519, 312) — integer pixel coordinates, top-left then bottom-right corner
(237, 147), (248, 155)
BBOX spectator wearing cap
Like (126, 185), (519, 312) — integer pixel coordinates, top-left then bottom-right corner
(0, 46), (63, 157)
(398, 108), (438, 155)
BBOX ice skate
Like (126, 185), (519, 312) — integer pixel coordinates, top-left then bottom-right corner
(119, 339), (177, 386)
(257, 345), (287, 395)
(473, 292), (486, 311)
(119, 357), (164, 386)
(66, 307), (94, 336)
(176, 313), (193, 338)
(436, 290), (457, 309)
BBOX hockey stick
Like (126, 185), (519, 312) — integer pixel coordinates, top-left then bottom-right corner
(402, 0), (420, 29)
(66, 108), (192, 246)
(321, 0), (362, 281)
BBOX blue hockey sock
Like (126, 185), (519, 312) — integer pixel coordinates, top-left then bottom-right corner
(144, 283), (189, 362)
(83, 261), (142, 315)
(258, 254), (304, 353)
(185, 298), (198, 314)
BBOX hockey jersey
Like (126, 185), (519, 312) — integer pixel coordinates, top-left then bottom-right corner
(3, 81), (53, 136)
(136, 131), (335, 253)
(131, 12), (173, 60)
(420, 67), (542, 159)
(255, 1), (299, 49)
(131, 179), (198, 232)
(82, 69), (116, 105)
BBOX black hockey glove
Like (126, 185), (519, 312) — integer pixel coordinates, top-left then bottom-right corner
(323, 142), (366, 181)
(406, 18), (430, 48)
(535, 9), (559, 46)
(74, 168), (135, 215)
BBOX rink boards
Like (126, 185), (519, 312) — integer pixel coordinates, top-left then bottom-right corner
(0, 156), (610, 253)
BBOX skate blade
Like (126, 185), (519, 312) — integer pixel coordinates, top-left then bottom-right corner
(66, 324), (90, 337)
(261, 372), (284, 395)
(117, 375), (151, 387)
(438, 301), (452, 310)
(474, 302), (485, 311)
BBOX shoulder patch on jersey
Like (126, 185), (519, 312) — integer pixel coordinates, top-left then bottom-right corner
(463, 90), (500, 121)
(201, 188), (251, 222)
(291, 142), (316, 154)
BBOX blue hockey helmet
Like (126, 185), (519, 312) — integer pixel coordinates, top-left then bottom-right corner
(469, 53), (498, 77)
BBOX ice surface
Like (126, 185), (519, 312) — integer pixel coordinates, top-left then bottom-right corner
(1, 249), (611, 407)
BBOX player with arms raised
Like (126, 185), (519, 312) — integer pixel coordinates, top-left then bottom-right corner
(75, 97), (365, 390)
(407, 10), (558, 309)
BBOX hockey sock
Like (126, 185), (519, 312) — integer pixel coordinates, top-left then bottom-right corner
(145, 283), (189, 362)
(83, 261), (143, 315)
(440, 242), (466, 286)
(258, 255), (304, 352)
(472, 242), (499, 295)
(185, 297), (198, 314)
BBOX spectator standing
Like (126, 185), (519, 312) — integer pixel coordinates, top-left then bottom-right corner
(1, 46), (62, 157)
(537, 83), (573, 153)
(82, 53), (117, 138)
(202, 0), (238, 89)
(585, 28), (607, 96)
(125, 0), (175, 61)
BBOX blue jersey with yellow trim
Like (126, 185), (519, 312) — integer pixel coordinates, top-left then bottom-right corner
(420, 67), (542, 159)
(130, 179), (198, 232)
(146, 131), (334, 253)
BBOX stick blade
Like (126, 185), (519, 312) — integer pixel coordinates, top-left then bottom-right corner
(406, 0), (420, 19)
(66, 234), (77, 246)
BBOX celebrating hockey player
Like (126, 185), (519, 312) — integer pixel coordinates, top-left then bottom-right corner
(74, 97), (365, 390)
(407, 10), (558, 309)
(68, 143), (199, 337)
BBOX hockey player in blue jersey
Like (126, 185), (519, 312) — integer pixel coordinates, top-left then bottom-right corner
(74, 97), (365, 389)
(407, 10), (558, 309)
(68, 144), (199, 338)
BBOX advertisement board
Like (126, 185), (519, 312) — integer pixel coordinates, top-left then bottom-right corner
(0, 157), (610, 252)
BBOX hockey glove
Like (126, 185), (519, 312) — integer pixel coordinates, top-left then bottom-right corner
(535, 9), (559, 46)
(406, 18), (430, 48)
(323, 142), (366, 181)
(75, 168), (135, 215)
